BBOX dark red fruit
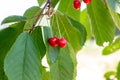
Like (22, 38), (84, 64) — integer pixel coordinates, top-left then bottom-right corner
(58, 38), (67, 48)
(48, 37), (58, 47)
(83, 0), (92, 4)
(73, 0), (81, 10)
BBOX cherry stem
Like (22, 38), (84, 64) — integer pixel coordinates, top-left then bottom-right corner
(55, 15), (62, 38)
(29, 0), (52, 33)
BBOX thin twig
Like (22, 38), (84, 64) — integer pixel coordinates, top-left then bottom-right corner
(103, 0), (108, 8)
(29, 0), (51, 33)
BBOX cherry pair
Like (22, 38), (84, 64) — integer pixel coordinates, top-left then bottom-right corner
(83, 0), (92, 4)
(48, 37), (67, 48)
(73, 0), (92, 10)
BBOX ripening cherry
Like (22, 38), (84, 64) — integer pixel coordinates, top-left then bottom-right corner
(73, 0), (81, 10)
(48, 37), (58, 47)
(57, 38), (67, 48)
(83, 0), (92, 4)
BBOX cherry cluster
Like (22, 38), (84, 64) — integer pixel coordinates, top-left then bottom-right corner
(73, 0), (92, 10)
(48, 0), (91, 48)
(48, 37), (67, 48)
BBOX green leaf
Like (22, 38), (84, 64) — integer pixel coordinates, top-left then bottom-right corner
(117, 62), (120, 80)
(1, 15), (26, 25)
(43, 27), (60, 64)
(42, 67), (51, 80)
(104, 71), (116, 80)
(37, 0), (59, 8)
(102, 37), (120, 55)
(38, 0), (59, 8)
(58, 0), (80, 21)
(37, 0), (46, 6)
(107, 0), (120, 14)
(43, 19), (77, 80)
(106, 0), (120, 29)
(109, 10), (120, 30)
(51, 13), (82, 52)
(67, 16), (87, 46)
(23, 6), (40, 30)
(32, 27), (46, 59)
(80, 9), (92, 39)
(23, 6), (40, 18)
(87, 0), (115, 46)
(4, 32), (42, 80)
(52, 0), (59, 8)
(0, 21), (25, 80)
(50, 44), (77, 80)
(0, 60), (8, 80)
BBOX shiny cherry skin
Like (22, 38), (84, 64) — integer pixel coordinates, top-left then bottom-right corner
(73, 0), (81, 10)
(58, 38), (67, 48)
(83, 0), (92, 4)
(48, 37), (58, 47)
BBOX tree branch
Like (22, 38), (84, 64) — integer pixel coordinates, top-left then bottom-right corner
(29, 0), (52, 33)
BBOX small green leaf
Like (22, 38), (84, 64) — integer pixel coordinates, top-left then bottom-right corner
(0, 21), (25, 80)
(4, 32), (42, 80)
(52, 0), (59, 8)
(32, 27), (46, 59)
(38, 0), (59, 8)
(102, 37), (120, 55)
(58, 0), (80, 21)
(117, 62), (120, 80)
(107, 0), (120, 14)
(87, 0), (115, 46)
(23, 6), (40, 30)
(80, 9), (92, 39)
(104, 71), (116, 80)
(37, 0), (46, 6)
(67, 16), (87, 46)
(43, 27), (60, 64)
(50, 44), (77, 80)
(23, 6), (40, 18)
(1, 15), (26, 24)
(109, 10), (120, 30)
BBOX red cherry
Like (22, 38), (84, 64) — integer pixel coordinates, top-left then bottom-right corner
(73, 0), (81, 10)
(83, 0), (92, 4)
(48, 37), (58, 47)
(58, 38), (67, 48)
